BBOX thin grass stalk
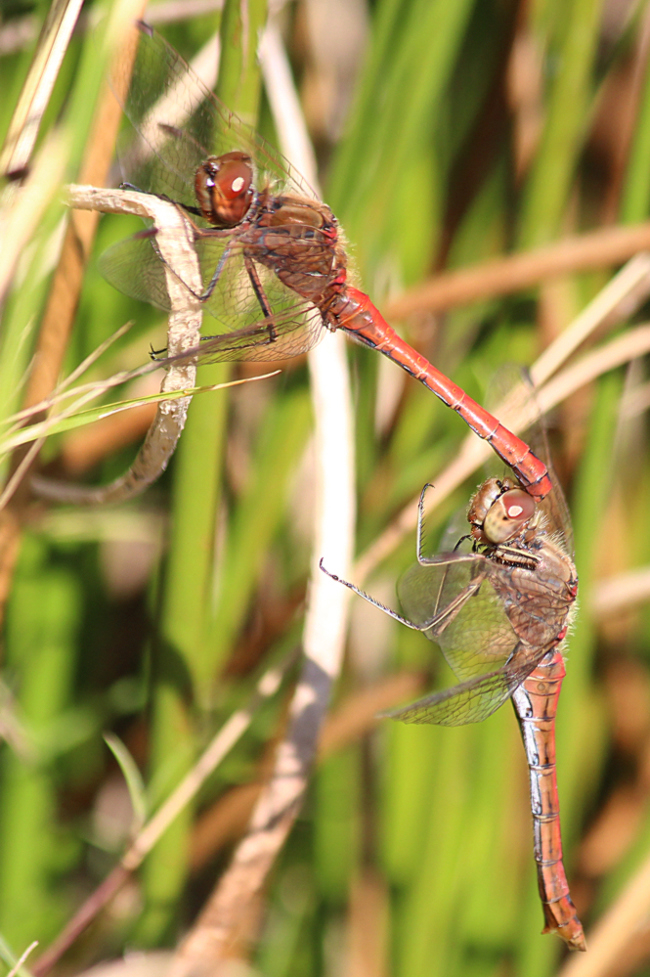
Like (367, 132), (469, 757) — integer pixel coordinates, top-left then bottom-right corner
(558, 372), (623, 798)
(30, 651), (292, 976)
(383, 224), (650, 319)
(19, 2), (147, 416)
(166, 17), (356, 972)
(0, 1), (145, 622)
(620, 20), (650, 225)
(328, 0), (476, 271)
(0, 0), (84, 178)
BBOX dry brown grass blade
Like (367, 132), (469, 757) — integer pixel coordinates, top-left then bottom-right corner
(30, 663), (416, 975)
(188, 670), (424, 870)
(31, 654), (293, 977)
(0, 131), (68, 304)
(384, 227), (650, 319)
(591, 567), (650, 618)
(22, 12), (146, 412)
(0, 0), (84, 179)
(0, 131), (70, 616)
(0, 7), (146, 622)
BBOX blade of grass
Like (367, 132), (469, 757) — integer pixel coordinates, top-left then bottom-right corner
(518, 0), (603, 248)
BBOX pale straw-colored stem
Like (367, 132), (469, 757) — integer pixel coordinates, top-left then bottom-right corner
(168, 20), (356, 976)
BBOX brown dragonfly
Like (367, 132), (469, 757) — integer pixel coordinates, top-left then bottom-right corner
(99, 21), (552, 500)
(321, 474), (585, 951)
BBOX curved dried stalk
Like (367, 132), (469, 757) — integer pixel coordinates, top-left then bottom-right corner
(30, 184), (202, 505)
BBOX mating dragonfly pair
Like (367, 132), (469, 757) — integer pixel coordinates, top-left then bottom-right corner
(99, 21), (585, 950)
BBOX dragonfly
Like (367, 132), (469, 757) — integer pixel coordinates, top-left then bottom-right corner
(320, 472), (586, 951)
(100, 21), (552, 500)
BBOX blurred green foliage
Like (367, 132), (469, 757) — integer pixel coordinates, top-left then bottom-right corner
(1, 0), (650, 974)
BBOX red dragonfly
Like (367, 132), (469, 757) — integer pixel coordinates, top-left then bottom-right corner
(321, 473), (586, 951)
(100, 21), (551, 500)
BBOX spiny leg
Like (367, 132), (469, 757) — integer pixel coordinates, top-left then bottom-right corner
(319, 557), (483, 634)
(243, 254), (278, 345)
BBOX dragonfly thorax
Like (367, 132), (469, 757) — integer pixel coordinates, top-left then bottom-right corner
(194, 151), (255, 228)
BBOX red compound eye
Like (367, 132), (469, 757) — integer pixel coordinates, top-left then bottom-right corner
(194, 152), (254, 227)
(483, 488), (536, 544)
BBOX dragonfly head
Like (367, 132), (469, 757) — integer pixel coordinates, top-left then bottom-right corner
(194, 152), (255, 228)
(468, 478), (537, 545)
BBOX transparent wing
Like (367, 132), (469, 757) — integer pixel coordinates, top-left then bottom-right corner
(397, 553), (521, 682)
(187, 305), (324, 362)
(99, 226), (329, 359)
(114, 23), (316, 208)
(99, 229), (175, 311)
(383, 642), (550, 726)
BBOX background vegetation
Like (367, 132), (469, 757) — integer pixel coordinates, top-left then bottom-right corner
(1, 0), (650, 975)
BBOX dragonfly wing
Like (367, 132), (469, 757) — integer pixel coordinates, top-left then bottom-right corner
(196, 228), (334, 327)
(98, 230), (172, 311)
(192, 229), (333, 359)
(398, 554), (520, 682)
(384, 670), (514, 726)
(99, 225), (328, 360)
(189, 305), (324, 362)
(384, 642), (549, 726)
(397, 553), (478, 632)
(116, 25), (317, 209)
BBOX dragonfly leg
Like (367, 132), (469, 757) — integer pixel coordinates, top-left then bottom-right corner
(198, 252), (278, 347)
(320, 558), (486, 635)
(414, 482), (472, 565)
(242, 255), (278, 344)
(416, 482), (434, 562)
(425, 574), (486, 636)
(319, 559), (434, 632)
(195, 239), (234, 305)
(120, 182), (204, 219)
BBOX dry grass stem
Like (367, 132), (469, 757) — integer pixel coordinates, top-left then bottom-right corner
(591, 568), (650, 618)
(167, 22), (356, 975)
(0, 0), (84, 178)
(31, 655), (293, 977)
(384, 231), (650, 320)
(537, 323), (650, 415)
(6, 940), (39, 977)
(0, 130), (69, 303)
(530, 253), (650, 385)
(188, 671), (425, 871)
